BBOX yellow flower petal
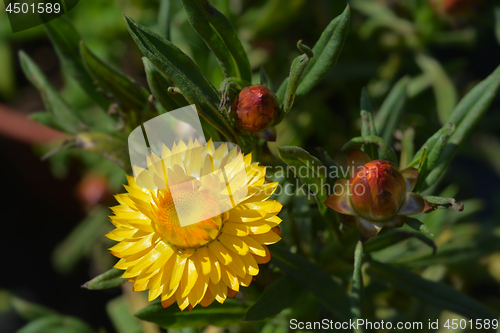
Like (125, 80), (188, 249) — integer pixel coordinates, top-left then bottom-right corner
(208, 241), (233, 265)
(106, 140), (283, 311)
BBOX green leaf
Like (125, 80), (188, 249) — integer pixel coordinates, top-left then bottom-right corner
(134, 299), (247, 329)
(158, 0), (172, 40)
(274, 41), (313, 125)
(260, 67), (270, 88)
(375, 76), (409, 144)
(19, 51), (85, 134)
(415, 53), (457, 125)
(80, 42), (150, 113)
(295, 5), (350, 100)
(399, 128), (414, 169)
(424, 64), (500, 188)
(360, 89), (376, 137)
(389, 228), (493, 268)
(413, 147), (428, 193)
(270, 246), (351, 321)
(424, 196), (464, 212)
(143, 57), (188, 112)
(29, 112), (65, 132)
(276, 77), (288, 104)
(106, 296), (143, 333)
(277, 146), (328, 215)
(350, 241), (364, 332)
(43, 16), (110, 110)
(243, 275), (304, 321)
(342, 135), (397, 164)
(83, 268), (127, 290)
(495, 6), (500, 45)
(75, 132), (131, 174)
(367, 260), (497, 320)
(179, 0), (252, 82)
(143, 57), (222, 142)
(18, 315), (95, 333)
(52, 206), (110, 274)
(364, 230), (436, 254)
(405, 218), (434, 237)
(360, 89), (377, 160)
(409, 122), (454, 168)
(124, 16), (238, 144)
(11, 297), (57, 321)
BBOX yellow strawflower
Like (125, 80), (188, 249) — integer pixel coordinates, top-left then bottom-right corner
(107, 139), (282, 310)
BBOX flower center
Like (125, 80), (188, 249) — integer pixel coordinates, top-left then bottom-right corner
(151, 186), (221, 249)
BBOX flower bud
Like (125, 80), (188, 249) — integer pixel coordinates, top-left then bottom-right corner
(350, 160), (406, 221)
(235, 85), (279, 132)
(324, 149), (431, 239)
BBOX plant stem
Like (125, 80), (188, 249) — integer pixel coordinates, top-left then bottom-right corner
(351, 240), (364, 333)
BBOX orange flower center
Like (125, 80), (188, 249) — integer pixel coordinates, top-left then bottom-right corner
(151, 185), (221, 249)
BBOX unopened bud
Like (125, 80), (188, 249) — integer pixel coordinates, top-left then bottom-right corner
(235, 85), (279, 132)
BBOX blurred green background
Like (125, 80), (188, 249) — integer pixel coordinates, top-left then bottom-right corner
(1, 0), (500, 332)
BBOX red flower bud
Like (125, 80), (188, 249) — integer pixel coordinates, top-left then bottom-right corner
(324, 150), (431, 239)
(235, 85), (279, 132)
(350, 160), (406, 221)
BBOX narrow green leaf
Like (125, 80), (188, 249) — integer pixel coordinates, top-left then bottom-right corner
(367, 260), (497, 320)
(179, 0), (251, 81)
(448, 66), (500, 127)
(399, 127), (414, 169)
(29, 112), (65, 132)
(375, 76), (409, 144)
(260, 67), (270, 88)
(350, 241), (364, 333)
(341, 135), (397, 164)
(360, 89), (376, 136)
(422, 123), (454, 184)
(364, 230), (436, 254)
(274, 41), (313, 125)
(270, 246), (351, 321)
(106, 296), (143, 333)
(80, 42), (150, 113)
(415, 53), (457, 125)
(425, 196), (464, 212)
(143, 57), (188, 112)
(19, 51), (85, 134)
(360, 89), (377, 159)
(414, 147), (428, 193)
(276, 77), (289, 104)
(389, 229), (493, 268)
(409, 122), (454, 168)
(75, 132), (131, 174)
(277, 146), (328, 215)
(143, 58), (222, 142)
(406, 217), (434, 237)
(125, 16), (238, 144)
(424, 65), (500, 188)
(295, 5), (350, 99)
(11, 297), (57, 321)
(243, 275), (304, 321)
(495, 6), (500, 45)
(43, 16), (110, 110)
(135, 299), (247, 329)
(315, 147), (340, 184)
(18, 316), (95, 333)
(52, 206), (110, 274)
(83, 268), (127, 290)
(158, 0), (172, 40)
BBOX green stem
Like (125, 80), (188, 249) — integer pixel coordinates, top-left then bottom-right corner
(351, 240), (364, 333)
